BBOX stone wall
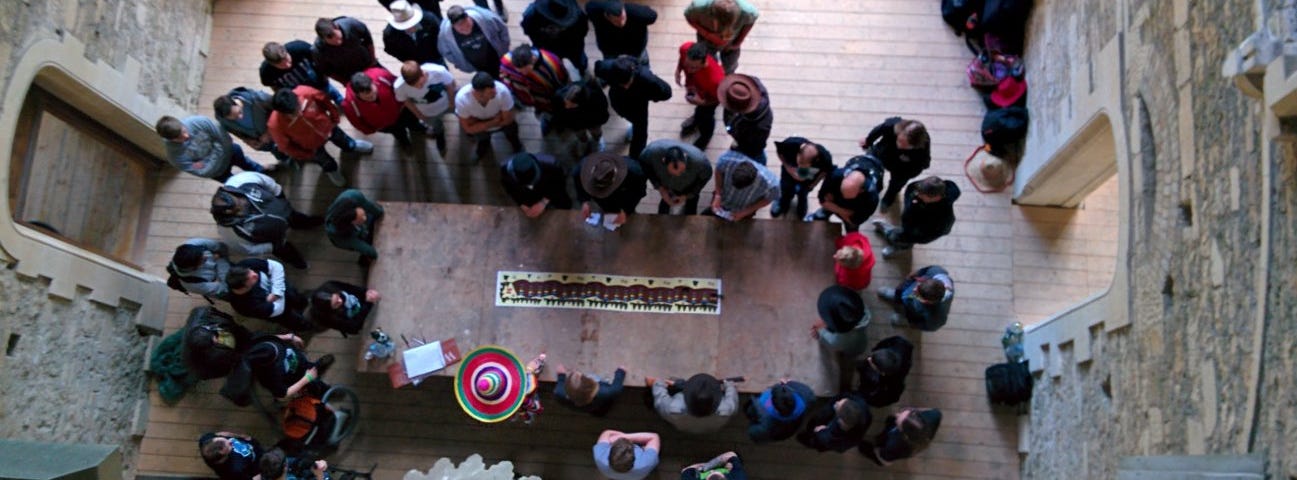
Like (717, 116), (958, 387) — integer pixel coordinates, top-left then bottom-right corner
(1022, 0), (1295, 478)
(0, 0), (212, 476)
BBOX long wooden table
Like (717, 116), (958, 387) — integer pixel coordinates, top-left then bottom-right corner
(357, 203), (844, 394)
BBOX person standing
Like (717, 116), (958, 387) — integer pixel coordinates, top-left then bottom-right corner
(586, 1), (657, 63)
(394, 60), (458, 156)
(169, 238), (233, 301)
(324, 189), (385, 264)
(855, 335), (915, 408)
(675, 42), (724, 150)
(594, 55), (672, 158)
(878, 265), (954, 331)
(156, 115), (267, 181)
(312, 16), (379, 83)
(455, 72), (523, 160)
(704, 150), (778, 221)
(683, 0), (758, 74)
(679, 451), (748, 479)
(860, 407), (943, 466)
(259, 41), (342, 104)
(521, 0), (590, 72)
(872, 175), (961, 257)
(806, 155), (884, 232)
(383, 1), (447, 67)
(549, 79), (610, 159)
(860, 117), (931, 209)
(438, 5), (509, 77)
(499, 152), (573, 217)
(267, 86), (375, 186)
(574, 152), (648, 228)
(744, 379), (816, 444)
(771, 136), (833, 218)
(593, 430), (660, 480)
(214, 88), (293, 166)
(810, 285), (871, 358)
(833, 230), (875, 291)
(209, 171), (322, 269)
(342, 67), (424, 147)
(718, 73), (771, 161)
(640, 140), (712, 215)
(499, 44), (571, 121)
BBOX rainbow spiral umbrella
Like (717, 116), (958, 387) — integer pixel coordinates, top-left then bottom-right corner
(454, 345), (529, 423)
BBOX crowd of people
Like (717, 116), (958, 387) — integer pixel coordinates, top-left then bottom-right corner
(161, 0), (976, 478)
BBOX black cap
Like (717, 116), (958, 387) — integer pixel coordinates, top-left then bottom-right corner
(506, 153), (541, 187)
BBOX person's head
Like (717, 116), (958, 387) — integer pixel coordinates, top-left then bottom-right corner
(898, 411), (931, 448)
(604, 1), (627, 27)
(172, 244), (207, 270)
(506, 153), (542, 186)
(709, 0), (740, 26)
(796, 142), (819, 168)
(840, 170), (865, 199)
(510, 44), (537, 75)
(731, 161), (758, 189)
(350, 72), (378, 102)
(262, 42), (292, 69)
(470, 71), (496, 103)
(447, 6), (475, 35)
(663, 146), (689, 177)
(683, 373), (724, 417)
(271, 88), (300, 115)
(597, 55), (637, 87)
(258, 448), (287, 480)
(312, 286), (345, 313)
(559, 82), (587, 109)
(225, 265), (258, 294)
(869, 348), (903, 376)
(564, 370), (599, 406)
(916, 277), (947, 304)
(895, 119), (929, 150)
(400, 61), (427, 87)
(770, 384), (797, 416)
(330, 198), (367, 232)
(315, 18), (343, 46)
(914, 176), (946, 203)
(155, 116), (186, 142)
(834, 245), (864, 269)
(682, 42), (710, 73)
(213, 95), (241, 120)
(608, 437), (636, 473)
(200, 436), (232, 463)
(834, 397), (863, 429)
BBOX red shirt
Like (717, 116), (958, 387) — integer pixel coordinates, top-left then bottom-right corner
(678, 42), (725, 105)
(835, 232), (875, 290)
(268, 85), (340, 160)
(342, 66), (403, 135)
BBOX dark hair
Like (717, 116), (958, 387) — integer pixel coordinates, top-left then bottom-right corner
(471, 71), (495, 91)
(262, 42), (288, 63)
(271, 88), (299, 114)
(836, 399), (863, 428)
(258, 448), (287, 480)
(225, 266), (252, 290)
(172, 244), (207, 269)
(605, 0), (625, 14)
(917, 277), (946, 302)
(731, 161), (758, 189)
(771, 385), (796, 416)
(199, 438), (227, 463)
(314, 18), (336, 39)
(400, 61), (423, 84)
(683, 373), (723, 417)
(510, 44), (536, 68)
(899, 413), (933, 451)
(870, 349), (902, 376)
(213, 95), (236, 118)
(710, 0), (739, 25)
(155, 116), (183, 139)
(915, 176), (946, 198)
(559, 82), (588, 105)
(446, 5), (467, 22)
(896, 119), (930, 148)
(686, 42), (709, 62)
(608, 438), (635, 473)
(311, 285), (342, 314)
(350, 71), (374, 93)
(330, 198), (361, 232)
(663, 146), (686, 167)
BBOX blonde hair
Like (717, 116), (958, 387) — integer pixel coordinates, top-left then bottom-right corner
(565, 371), (599, 406)
(834, 245), (864, 269)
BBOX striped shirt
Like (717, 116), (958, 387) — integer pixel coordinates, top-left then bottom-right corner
(715, 150), (779, 213)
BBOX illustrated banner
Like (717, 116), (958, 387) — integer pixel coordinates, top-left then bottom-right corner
(495, 271), (722, 315)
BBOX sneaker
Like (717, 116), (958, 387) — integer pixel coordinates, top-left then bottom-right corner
(680, 117), (697, 137)
(770, 202), (786, 218)
(803, 208), (829, 222)
(315, 354), (336, 376)
(888, 313), (908, 327)
(877, 287), (896, 302)
(393, 131), (412, 148)
(871, 219), (888, 235)
(350, 139), (374, 154)
(881, 246), (898, 259)
(326, 170), (347, 187)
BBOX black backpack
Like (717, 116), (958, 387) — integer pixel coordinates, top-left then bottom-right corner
(982, 106), (1029, 159)
(981, 0), (1034, 54)
(985, 361), (1032, 405)
(182, 306), (252, 380)
(942, 0), (985, 36)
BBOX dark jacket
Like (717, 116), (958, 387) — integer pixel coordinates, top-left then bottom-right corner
(499, 154), (572, 209)
(796, 393), (870, 452)
(774, 136), (834, 183)
(384, 16), (446, 66)
(239, 335), (312, 399)
(550, 80), (610, 131)
(899, 180), (961, 243)
(586, 1), (657, 58)
(259, 40), (331, 92)
(865, 116), (931, 180)
(856, 336), (914, 407)
(554, 368), (625, 416)
(573, 156), (649, 214)
(183, 306), (251, 380)
(218, 88), (275, 143)
(226, 258), (294, 322)
(314, 16), (378, 83)
(870, 408), (943, 463)
(818, 155), (884, 225)
(725, 77), (772, 159)
(598, 63), (672, 121)
(198, 433), (264, 480)
(744, 381), (816, 444)
(521, 0), (589, 64)
(212, 183), (293, 247)
(309, 280), (373, 336)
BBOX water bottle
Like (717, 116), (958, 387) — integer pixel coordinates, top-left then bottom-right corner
(365, 328), (395, 361)
(1001, 322), (1024, 363)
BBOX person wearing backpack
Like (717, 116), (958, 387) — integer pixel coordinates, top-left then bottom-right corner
(871, 176), (961, 258)
(859, 117), (931, 210)
(183, 306), (252, 380)
(225, 258), (312, 332)
(210, 171), (322, 270)
(222, 333), (334, 404)
(878, 266), (954, 332)
(859, 407), (943, 466)
(169, 238), (234, 301)
(308, 281), (381, 337)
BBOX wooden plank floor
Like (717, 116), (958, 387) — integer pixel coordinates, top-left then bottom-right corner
(135, 0), (1117, 478)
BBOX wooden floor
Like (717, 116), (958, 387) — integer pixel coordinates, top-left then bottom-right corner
(135, 0), (1119, 478)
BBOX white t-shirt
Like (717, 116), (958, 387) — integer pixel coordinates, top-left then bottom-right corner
(393, 63), (456, 117)
(454, 81), (515, 121)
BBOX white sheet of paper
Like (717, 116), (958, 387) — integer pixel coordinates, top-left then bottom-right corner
(403, 341), (446, 378)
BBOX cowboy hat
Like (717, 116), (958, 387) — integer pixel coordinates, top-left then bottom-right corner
(388, 1), (424, 30)
(579, 152), (629, 199)
(718, 74), (763, 114)
(817, 285), (866, 333)
(531, 0), (582, 28)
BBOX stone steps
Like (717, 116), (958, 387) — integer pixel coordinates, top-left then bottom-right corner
(1116, 454), (1266, 480)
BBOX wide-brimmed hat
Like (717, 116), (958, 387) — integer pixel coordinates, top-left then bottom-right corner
(388, 1), (424, 30)
(718, 74), (763, 114)
(964, 145), (1015, 193)
(506, 153), (541, 186)
(989, 76), (1027, 108)
(533, 0), (582, 27)
(682, 373), (724, 417)
(817, 286), (866, 333)
(454, 345), (529, 423)
(579, 152), (628, 199)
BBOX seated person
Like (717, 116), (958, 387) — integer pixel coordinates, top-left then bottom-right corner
(324, 189), (384, 265)
(198, 431), (265, 480)
(860, 407), (943, 466)
(796, 393), (870, 453)
(650, 373), (738, 434)
(222, 333), (333, 405)
(555, 364), (626, 417)
(258, 447), (330, 480)
(806, 154), (884, 231)
(169, 238), (233, 301)
(810, 285), (871, 357)
(679, 451), (748, 480)
(593, 429), (660, 480)
(703, 150), (778, 221)
(225, 258), (312, 331)
(309, 281), (381, 337)
(744, 379), (815, 444)
(855, 336), (914, 407)
(499, 153), (573, 218)
(183, 306), (252, 380)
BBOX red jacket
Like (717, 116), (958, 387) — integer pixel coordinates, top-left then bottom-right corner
(342, 67), (403, 135)
(268, 85), (339, 160)
(835, 232), (875, 290)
